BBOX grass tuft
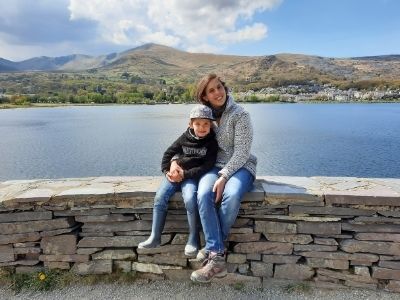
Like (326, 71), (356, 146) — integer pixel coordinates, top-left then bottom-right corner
(232, 282), (245, 291)
(284, 282), (311, 293)
(0, 269), (138, 294)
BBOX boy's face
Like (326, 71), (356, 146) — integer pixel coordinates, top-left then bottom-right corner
(190, 118), (212, 138)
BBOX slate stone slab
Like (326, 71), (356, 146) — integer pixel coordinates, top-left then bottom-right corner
(250, 261), (273, 277)
(0, 217), (76, 234)
(39, 254), (89, 262)
(306, 258), (349, 270)
(378, 261), (400, 270)
(372, 267), (400, 280)
(352, 216), (400, 224)
(72, 260), (112, 275)
(314, 238), (338, 246)
(132, 262), (181, 274)
(289, 206), (375, 216)
(342, 223), (400, 233)
(78, 236), (146, 248)
(13, 247), (41, 255)
(233, 242), (293, 255)
(262, 255), (300, 264)
(40, 224), (81, 237)
(340, 239), (400, 256)
(274, 264), (314, 280)
(77, 248), (103, 255)
(138, 254), (187, 267)
(0, 232), (41, 245)
(54, 209), (110, 217)
(41, 234), (77, 255)
(386, 280), (400, 293)
(354, 266), (370, 276)
(317, 268), (378, 284)
(92, 249), (136, 260)
(294, 244), (337, 252)
(265, 234), (312, 244)
(75, 214), (135, 222)
(255, 221), (297, 234)
(82, 220), (152, 232)
(325, 194), (400, 206)
(297, 221), (341, 235)
(228, 233), (261, 242)
(0, 245), (14, 262)
(136, 245), (185, 255)
(344, 280), (377, 290)
(227, 254), (247, 264)
(0, 211), (52, 223)
(298, 251), (379, 262)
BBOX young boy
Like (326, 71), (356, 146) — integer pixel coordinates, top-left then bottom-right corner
(138, 104), (218, 256)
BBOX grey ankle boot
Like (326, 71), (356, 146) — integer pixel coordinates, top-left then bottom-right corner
(138, 209), (167, 249)
(184, 211), (200, 256)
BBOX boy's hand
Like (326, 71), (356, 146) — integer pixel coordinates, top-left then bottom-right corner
(167, 161), (184, 182)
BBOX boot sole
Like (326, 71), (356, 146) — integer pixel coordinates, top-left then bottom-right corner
(184, 250), (198, 257)
(137, 244), (161, 249)
(190, 270), (227, 283)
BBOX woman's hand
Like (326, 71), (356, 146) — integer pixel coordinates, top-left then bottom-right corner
(167, 161), (184, 182)
(213, 176), (227, 203)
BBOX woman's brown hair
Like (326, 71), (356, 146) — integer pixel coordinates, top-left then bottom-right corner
(195, 73), (229, 105)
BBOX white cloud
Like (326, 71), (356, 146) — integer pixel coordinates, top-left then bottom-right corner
(218, 23), (268, 44)
(0, 0), (282, 60)
(0, 39), (85, 62)
(68, 0), (282, 52)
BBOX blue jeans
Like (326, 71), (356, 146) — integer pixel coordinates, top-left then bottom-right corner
(197, 167), (254, 253)
(154, 176), (198, 215)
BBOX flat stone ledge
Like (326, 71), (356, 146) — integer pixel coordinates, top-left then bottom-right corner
(1, 176), (400, 207)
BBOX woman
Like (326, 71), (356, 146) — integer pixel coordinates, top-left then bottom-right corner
(170, 73), (257, 283)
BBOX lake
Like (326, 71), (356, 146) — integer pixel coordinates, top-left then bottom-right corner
(1, 103), (400, 181)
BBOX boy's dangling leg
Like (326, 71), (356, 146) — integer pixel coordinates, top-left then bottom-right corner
(138, 208), (167, 248)
(138, 177), (178, 249)
(185, 209), (201, 256)
(181, 179), (200, 256)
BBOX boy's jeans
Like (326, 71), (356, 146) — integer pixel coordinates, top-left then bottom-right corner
(197, 167), (254, 253)
(154, 176), (198, 217)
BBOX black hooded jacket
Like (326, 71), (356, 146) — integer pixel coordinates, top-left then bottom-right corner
(161, 127), (218, 180)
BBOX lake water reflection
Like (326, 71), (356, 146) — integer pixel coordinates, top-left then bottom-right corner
(1, 103), (400, 180)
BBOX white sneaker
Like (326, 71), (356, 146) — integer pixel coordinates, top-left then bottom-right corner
(184, 244), (198, 257)
(196, 248), (208, 262)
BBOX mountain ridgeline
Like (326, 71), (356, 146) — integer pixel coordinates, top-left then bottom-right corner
(1, 43), (400, 91)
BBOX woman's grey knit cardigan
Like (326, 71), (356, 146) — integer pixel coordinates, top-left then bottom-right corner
(214, 95), (257, 180)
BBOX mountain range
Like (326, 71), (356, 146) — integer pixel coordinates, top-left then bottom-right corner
(1, 43), (400, 86)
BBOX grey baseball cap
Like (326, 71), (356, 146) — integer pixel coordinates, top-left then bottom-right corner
(189, 104), (215, 120)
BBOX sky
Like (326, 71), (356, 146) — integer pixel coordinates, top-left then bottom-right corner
(0, 0), (399, 61)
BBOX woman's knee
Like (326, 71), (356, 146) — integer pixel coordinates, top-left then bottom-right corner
(197, 171), (218, 204)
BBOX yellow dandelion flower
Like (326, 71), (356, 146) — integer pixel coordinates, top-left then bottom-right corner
(38, 272), (46, 281)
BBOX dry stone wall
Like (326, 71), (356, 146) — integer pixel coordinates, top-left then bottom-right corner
(1, 176), (400, 292)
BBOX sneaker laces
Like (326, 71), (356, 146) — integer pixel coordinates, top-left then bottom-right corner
(201, 256), (210, 266)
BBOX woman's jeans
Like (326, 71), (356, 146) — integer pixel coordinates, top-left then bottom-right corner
(197, 167), (254, 253)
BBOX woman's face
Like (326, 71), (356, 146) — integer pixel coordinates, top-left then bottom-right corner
(202, 78), (227, 109)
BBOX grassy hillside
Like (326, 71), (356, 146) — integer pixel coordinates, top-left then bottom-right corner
(1, 43), (400, 105)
